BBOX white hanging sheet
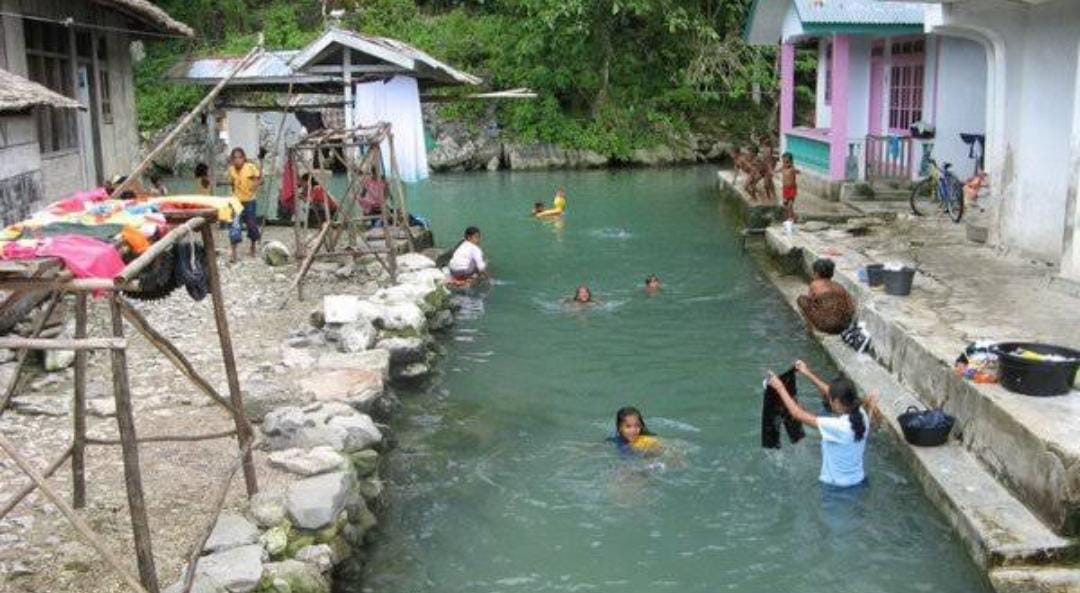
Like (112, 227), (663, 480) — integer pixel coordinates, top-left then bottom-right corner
(353, 76), (429, 183)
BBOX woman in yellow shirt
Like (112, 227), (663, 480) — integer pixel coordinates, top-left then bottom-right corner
(535, 187), (567, 218)
(227, 148), (262, 262)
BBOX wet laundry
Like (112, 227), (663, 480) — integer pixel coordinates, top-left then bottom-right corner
(761, 368), (805, 449)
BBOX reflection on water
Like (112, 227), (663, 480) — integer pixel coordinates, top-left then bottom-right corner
(359, 168), (990, 593)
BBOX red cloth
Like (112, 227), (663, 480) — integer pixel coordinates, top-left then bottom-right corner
(49, 188), (109, 214)
(308, 186), (338, 213)
(782, 186), (797, 200)
(2, 235), (124, 279)
(279, 156), (297, 214)
(360, 178), (387, 214)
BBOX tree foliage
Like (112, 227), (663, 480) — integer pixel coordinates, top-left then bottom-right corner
(139, 0), (778, 152)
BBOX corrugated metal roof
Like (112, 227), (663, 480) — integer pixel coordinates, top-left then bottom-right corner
(166, 50), (336, 86)
(794, 0), (923, 25)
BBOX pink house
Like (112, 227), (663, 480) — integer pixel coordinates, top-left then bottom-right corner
(745, 0), (988, 194)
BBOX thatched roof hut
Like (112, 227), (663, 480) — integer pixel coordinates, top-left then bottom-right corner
(0, 69), (80, 114)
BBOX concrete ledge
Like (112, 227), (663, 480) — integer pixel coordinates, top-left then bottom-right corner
(765, 226), (1080, 537)
(764, 268), (1078, 571)
(990, 567), (1080, 593)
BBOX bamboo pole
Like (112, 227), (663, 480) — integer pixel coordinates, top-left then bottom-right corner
(0, 435), (150, 593)
(0, 292), (61, 415)
(110, 43), (264, 200)
(0, 337), (126, 351)
(198, 225), (258, 498)
(115, 218), (206, 285)
(0, 445), (72, 521)
(107, 294), (159, 593)
(0, 277), (133, 292)
(284, 221), (331, 306)
(73, 293), (88, 509)
(386, 132), (416, 252)
(86, 430), (237, 446)
(118, 299), (243, 421)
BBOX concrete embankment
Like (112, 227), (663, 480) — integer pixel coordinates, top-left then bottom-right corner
(716, 171), (1080, 590)
(164, 252), (457, 593)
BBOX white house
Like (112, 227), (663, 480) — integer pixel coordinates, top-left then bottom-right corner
(909, 0), (1080, 281)
(0, 0), (192, 223)
(745, 0), (989, 197)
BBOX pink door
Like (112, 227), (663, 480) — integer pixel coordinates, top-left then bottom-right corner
(868, 59), (884, 135)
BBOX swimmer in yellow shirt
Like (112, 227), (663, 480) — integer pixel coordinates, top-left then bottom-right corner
(535, 187), (567, 218)
(608, 406), (662, 456)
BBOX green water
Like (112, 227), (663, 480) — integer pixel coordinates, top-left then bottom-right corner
(358, 167), (988, 593)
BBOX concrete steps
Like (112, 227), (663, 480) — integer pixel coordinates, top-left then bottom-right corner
(990, 567), (1080, 592)
(765, 226), (1080, 538)
(763, 268), (1079, 572)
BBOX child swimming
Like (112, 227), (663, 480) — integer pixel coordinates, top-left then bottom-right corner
(535, 188), (567, 218)
(532, 201), (546, 215)
(608, 406), (661, 455)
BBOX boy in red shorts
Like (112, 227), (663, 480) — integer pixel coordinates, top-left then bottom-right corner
(780, 152), (799, 222)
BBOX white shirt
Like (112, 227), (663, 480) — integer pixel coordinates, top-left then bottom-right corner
(817, 409), (869, 487)
(448, 240), (486, 275)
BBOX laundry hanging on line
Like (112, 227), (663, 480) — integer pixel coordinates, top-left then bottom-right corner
(353, 76), (429, 183)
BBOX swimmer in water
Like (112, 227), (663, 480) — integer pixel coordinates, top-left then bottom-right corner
(535, 187), (567, 218)
(569, 284), (597, 305)
(609, 406), (661, 455)
(532, 201), (546, 215)
(644, 274), (661, 294)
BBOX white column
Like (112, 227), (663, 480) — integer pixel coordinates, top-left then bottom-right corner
(343, 49), (353, 130)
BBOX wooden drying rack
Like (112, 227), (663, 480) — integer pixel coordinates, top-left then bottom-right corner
(0, 208), (257, 593)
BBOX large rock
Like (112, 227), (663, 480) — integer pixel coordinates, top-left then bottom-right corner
(315, 350), (390, 379)
(182, 544), (266, 593)
(44, 349), (75, 372)
(398, 268), (447, 291)
(395, 253), (437, 273)
(203, 512), (259, 554)
(294, 544), (335, 575)
(374, 336), (426, 364)
(248, 489), (287, 528)
(378, 303), (427, 333)
(262, 403), (382, 453)
(242, 376), (300, 422)
(262, 241), (291, 267)
(337, 320), (376, 353)
(428, 309), (454, 332)
(268, 447), (347, 477)
(262, 560), (330, 593)
(297, 368), (383, 411)
(285, 471), (353, 530)
(323, 295), (380, 325)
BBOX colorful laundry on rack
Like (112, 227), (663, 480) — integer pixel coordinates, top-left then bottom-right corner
(148, 195), (242, 223)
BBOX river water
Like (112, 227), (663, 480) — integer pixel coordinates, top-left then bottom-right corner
(348, 167), (989, 593)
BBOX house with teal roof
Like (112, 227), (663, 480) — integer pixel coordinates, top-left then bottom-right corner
(745, 0), (988, 194)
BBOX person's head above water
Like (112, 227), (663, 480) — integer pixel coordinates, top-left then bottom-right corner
(573, 285), (592, 303)
(644, 274), (661, 292)
(827, 377), (866, 441)
(533, 201), (544, 213)
(812, 258), (835, 280)
(615, 406), (653, 443)
(464, 226), (482, 244)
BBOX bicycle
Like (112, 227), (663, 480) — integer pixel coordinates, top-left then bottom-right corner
(909, 159), (964, 223)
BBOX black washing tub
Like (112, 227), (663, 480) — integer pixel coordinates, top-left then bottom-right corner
(991, 342), (1080, 397)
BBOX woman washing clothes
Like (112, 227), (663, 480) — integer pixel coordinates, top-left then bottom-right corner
(766, 360), (879, 488)
(796, 258), (855, 334)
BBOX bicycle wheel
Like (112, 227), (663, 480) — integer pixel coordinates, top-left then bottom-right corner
(909, 179), (935, 216)
(945, 177), (964, 223)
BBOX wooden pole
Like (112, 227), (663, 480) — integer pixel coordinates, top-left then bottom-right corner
(118, 299), (244, 421)
(376, 154), (397, 281)
(387, 132), (416, 252)
(0, 292), (61, 415)
(0, 445), (72, 521)
(179, 441), (254, 593)
(0, 337), (126, 351)
(206, 107), (218, 196)
(107, 294), (159, 593)
(283, 221), (331, 307)
(110, 43), (263, 200)
(0, 435), (150, 593)
(72, 293), (88, 509)
(198, 225), (258, 497)
(86, 430), (237, 446)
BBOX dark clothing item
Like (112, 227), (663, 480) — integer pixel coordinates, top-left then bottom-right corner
(762, 368), (806, 449)
(229, 200), (261, 245)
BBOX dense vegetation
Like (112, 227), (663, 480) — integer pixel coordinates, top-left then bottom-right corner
(139, 0), (809, 156)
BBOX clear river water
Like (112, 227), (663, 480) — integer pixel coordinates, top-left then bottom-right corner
(338, 167), (990, 593)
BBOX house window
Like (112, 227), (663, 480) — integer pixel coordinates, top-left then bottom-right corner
(823, 43), (832, 106)
(24, 20), (79, 154)
(98, 38), (113, 124)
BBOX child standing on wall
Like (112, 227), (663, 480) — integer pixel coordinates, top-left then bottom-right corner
(780, 152), (799, 222)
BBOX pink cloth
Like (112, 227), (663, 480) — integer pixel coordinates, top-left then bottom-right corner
(2, 235), (124, 279)
(49, 188), (109, 214)
(360, 178), (387, 215)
